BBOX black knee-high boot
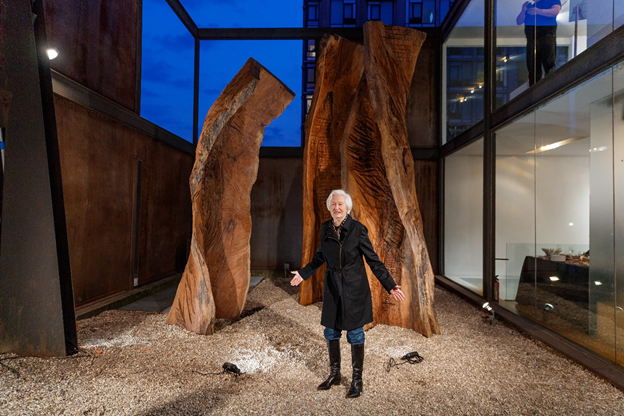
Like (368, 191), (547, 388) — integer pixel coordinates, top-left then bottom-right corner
(318, 340), (341, 390)
(346, 343), (364, 398)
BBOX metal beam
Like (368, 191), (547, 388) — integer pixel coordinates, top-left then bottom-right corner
(482, 0), (496, 303)
(0, 0), (72, 356)
(192, 38), (199, 146)
(440, 0), (471, 42)
(51, 71), (194, 155)
(165, 0), (198, 38)
(197, 26), (439, 41)
(197, 27), (364, 41)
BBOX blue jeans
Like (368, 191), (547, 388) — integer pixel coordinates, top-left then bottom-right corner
(324, 326), (365, 345)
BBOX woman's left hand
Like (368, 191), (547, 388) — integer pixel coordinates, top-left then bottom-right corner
(390, 285), (406, 301)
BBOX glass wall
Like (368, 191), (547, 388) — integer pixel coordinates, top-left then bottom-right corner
(495, 62), (624, 365)
(494, 0), (624, 109)
(444, 138), (484, 295)
(443, 0), (484, 143)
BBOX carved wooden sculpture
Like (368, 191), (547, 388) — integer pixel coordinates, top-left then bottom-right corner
(299, 35), (364, 306)
(167, 59), (294, 334)
(302, 22), (440, 337)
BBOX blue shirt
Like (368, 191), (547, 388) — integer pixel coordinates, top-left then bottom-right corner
(525, 0), (561, 26)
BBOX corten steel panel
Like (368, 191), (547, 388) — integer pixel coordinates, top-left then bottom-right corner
(55, 97), (134, 306)
(414, 160), (439, 275)
(0, 0), (70, 356)
(250, 158), (303, 270)
(55, 96), (193, 306)
(407, 37), (440, 148)
(44, 0), (140, 112)
(140, 140), (193, 285)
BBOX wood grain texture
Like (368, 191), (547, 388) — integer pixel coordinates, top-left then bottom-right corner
(300, 35), (364, 306)
(362, 21), (439, 336)
(302, 23), (439, 337)
(167, 59), (294, 333)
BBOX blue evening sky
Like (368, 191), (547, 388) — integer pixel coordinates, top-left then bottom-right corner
(140, 0), (303, 146)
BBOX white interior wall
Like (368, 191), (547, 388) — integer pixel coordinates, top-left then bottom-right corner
(445, 152), (590, 297)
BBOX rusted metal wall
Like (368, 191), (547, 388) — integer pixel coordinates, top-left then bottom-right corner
(44, 0), (140, 112)
(250, 158), (303, 270)
(55, 96), (192, 307)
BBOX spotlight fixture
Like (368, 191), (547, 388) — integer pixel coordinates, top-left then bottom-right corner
(47, 48), (59, 60)
(481, 302), (495, 325)
(544, 303), (554, 312)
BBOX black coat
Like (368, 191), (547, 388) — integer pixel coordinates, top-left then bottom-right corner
(299, 215), (397, 331)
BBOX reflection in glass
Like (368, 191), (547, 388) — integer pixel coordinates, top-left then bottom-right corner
(614, 62), (624, 365)
(495, 66), (624, 364)
(443, 0), (484, 143)
(495, 111), (536, 308)
(444, 139), (484, 295)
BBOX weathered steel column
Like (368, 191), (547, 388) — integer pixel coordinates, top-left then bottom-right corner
(0, 0), (77, 356)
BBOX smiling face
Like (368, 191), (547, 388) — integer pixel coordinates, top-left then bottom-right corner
(330, 194), (347, 225)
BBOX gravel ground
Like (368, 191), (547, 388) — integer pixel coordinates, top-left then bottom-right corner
(2, 278), (624, 415)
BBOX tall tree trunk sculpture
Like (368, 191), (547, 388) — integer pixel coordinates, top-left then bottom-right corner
(302, 22), (440, 337)
(167, 59), (294, 333)
(299, 35), (364, 305)
(362, 22), (440, 336)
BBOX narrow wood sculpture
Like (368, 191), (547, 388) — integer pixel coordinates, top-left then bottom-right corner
(167, 59), (294, 333)
(360, 21), (439, 336)
(299, 35), (364, 306)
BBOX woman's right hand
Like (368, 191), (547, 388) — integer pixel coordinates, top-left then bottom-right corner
(290, 271), (304, 286)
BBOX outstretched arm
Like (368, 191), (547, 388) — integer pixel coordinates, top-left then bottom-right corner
(291, 245), (325, 286)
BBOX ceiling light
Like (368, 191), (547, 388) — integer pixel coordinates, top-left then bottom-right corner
(569, 223), (574, 226)
(549, 276), (559, 282)
(47, 48), (59, 60)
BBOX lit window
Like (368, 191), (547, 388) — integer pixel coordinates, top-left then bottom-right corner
(307, 39), (316, 59)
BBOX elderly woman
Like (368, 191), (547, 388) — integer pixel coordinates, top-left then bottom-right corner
(291, 189), (405, 398)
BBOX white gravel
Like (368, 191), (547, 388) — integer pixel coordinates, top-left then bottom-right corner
(2, 278), (624, 415)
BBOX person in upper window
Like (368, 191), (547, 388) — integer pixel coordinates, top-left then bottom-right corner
(290, 189), (405, 399)
(516, 0), (562, 85)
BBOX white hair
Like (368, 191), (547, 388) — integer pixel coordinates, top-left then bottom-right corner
(326, 189), (353, 214)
